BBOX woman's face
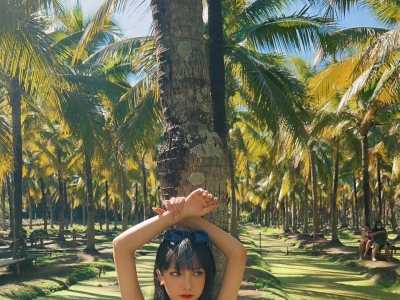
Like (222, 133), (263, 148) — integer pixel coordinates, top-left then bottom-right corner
(157, 262), (206, 300)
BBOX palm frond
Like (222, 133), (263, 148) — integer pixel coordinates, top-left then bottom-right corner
(227, 45), (308, 143)
(314, 27), (388, 63)
(308, 55), (360, 103)
(236, 11), (334, 53)
(118, 88), (162, 150)
(72, 0), (131, 66)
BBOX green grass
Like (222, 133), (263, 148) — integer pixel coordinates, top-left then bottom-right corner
(0, 263), (109, 300)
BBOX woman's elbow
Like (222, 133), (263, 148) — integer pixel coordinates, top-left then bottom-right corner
(232, 243), (247, 266)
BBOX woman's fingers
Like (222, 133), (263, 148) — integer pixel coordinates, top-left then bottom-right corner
(152, 207), (166, 215)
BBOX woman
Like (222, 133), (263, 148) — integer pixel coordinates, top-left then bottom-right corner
(113, 189), (247, 300)
(359, 223), (372, 260)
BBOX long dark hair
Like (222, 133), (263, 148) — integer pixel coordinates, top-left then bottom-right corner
(153, 234), (215, 300)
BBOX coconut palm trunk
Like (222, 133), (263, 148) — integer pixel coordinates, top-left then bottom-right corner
(361, 133), (370, 224)
(40, 177), (47, 229)
(57, 148), (65, 238)
(150, 0), (227, 294)
(302, 181), (309, 233)
(1, 179), (7, 231)
(376, 158), (382, 220)
(141, 157), (147, 221)
(310, 148), (320, 234)
(228, 148), (238, 238)
(85, 154), (96, 252)
(121, 162), (129, 231)
(105, 180), (110, 232)
(9, 78), (25, 258)
(352, 172), (360, 230)
(6, 174), (15, 235)
(331, 145), (339, 242)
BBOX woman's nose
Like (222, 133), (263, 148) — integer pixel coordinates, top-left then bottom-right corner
(182, 273), (192, 290)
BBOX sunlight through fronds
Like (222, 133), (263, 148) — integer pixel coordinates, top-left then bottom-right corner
(308, 55), (361, 103)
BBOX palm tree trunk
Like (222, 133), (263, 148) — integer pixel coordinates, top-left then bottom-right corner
(6, 174), (15, 235)
(28, 181), (32, 230)
(208, 0), (226, 142)
(82, 198), (86, 227)
(70, 196), (74, 228)
(10, 78), (25, 259)
(49, 190), (54, 228)
(352, 172), (360, 231)
(105, 180), (109, 233)
(113, 201), (118, 230)
(331, 145), (339, 241)
(57, 148), (65, 239)
(1, 179), (6, 231)
(85, 154), (96, 252)
(151, 1), (227, 294)
(361, 133), (370, 224)
(134, 183), (138, 225)
(40, 177), (47, 229)
(302, 181), (309, 233)
(141, 158), (147, 221)
(309, 148), (320, 234)
(291, 189), (297, 233)
(121, 163), (129, 231)
(351, 196), (355, 228)
(64, 181), (68, 229)
(228, 147), (238, 239)
(98, 198), (103, 231)
(376, 158), (382, 220)
(341, 192), (346, 225)
(390, 200), (397, 232)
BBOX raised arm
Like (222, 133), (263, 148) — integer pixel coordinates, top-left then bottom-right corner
(183, 216), (247, 299)
(113, 188), (217, 299)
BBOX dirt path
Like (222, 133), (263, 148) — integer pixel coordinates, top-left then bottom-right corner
(247, 228), (396, 300)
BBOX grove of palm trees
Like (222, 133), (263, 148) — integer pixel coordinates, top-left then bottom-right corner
(1, 0), (400, 299)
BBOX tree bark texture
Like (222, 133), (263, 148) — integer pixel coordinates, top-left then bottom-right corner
(150, 0), (227, 295)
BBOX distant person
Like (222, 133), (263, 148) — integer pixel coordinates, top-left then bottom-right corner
(370, 220), (390, 262)
(359, 223), (372, 260)
(113, 188), (247, 300)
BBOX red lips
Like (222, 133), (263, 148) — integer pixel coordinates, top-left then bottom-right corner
(179, 295), (194, 299)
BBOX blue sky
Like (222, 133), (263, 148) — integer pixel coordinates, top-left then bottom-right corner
(65, 0), (384, 38)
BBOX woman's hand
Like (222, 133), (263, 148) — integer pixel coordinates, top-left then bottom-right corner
(181, 189), (218, 218)
(152, 188), (218, 220)
(153, 196), (185, 221)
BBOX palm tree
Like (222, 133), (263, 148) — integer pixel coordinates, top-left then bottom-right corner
(0, 0), (69, 258)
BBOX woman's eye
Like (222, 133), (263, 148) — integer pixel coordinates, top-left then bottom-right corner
(171, 272), (180, 276)
(194, 271), (203, 276)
